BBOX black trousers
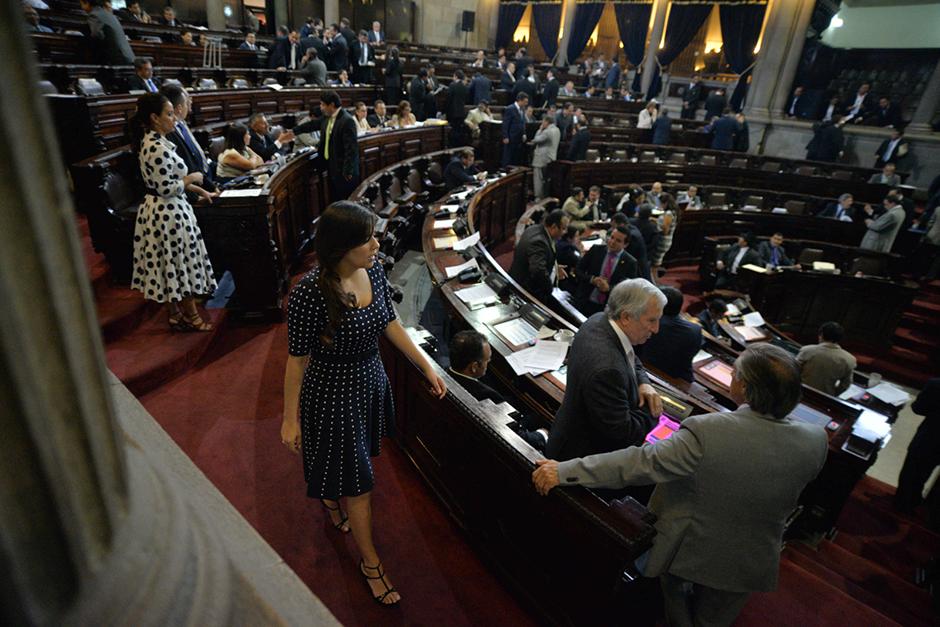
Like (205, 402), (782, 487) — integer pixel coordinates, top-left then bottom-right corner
(327, 170), (360, 202)
(895, 423), (940, 513)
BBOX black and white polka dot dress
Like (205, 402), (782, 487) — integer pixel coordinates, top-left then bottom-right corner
(131, 130), (217, 303)
(287, 262), (396, 499)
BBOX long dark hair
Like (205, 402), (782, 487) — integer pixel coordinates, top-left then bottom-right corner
(129, 93), (170, 152)
(314, 201), (377, 345)
(224, 123), (249, 151)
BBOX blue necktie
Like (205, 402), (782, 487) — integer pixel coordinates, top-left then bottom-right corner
(177, 123), (205, 171)
(146, 79), (156, 92)
(772, 247), (779, 266)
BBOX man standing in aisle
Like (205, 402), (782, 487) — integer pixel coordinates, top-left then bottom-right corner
(502, 92), (529, 167)
(294, 91), (359, 200)
(530, 113), (560, 199)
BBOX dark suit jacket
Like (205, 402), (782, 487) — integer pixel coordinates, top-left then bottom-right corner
(409, 76), (428, 120)
(683, 83), (702, 106)
(248, 130), (281, 161)
(327, 34), (348, 71)
(449, 369), (506, 404)
(469, 75), (492, 105)
(785, 93), (810, 118)
(651, 115), (672, 145)
(633, 218), (660, 256)
(874, 138), (909, 167)
(500, 71), (516, 91)
(301, 35), (327, 59)
(704, 92), (726, 120)
(567, 128), (591, 161)
(697, 309), (722, 338)
(367, 113), (390, 128)
(127, 74), (160, 92)
(543, 78), (559, 106)
(512, 77), (537, 102)
(574, 246), (639, 306)
(637, 314), (702, 383)
(734, 120), (750, 152)
(166, 127), (216, 192)
(709, 115), (740, 151)
(546, 312), (656, 461)
(269, 38), (302, 69)
(444, 81), (468, 122)
(626, 224), (650, 280)
(444, 157), (477, 189)
(349, 40), (375, 82)
(757, 242), (793, 268)
(341, 27), (357, 49)
(818, 202), (855, 221)
(509, 223), (557, 304)
(869, 104), (901, 127)
(295, 110), (359, 179)
(842, 92), (875, 119)
(722, 244), (763, 273)
(501, 103), (526, 144)
(806, 122), (844, 162)
(383, 57), (402, 87)
(367, 30), (385, 43)
(605, 64), (622, 88)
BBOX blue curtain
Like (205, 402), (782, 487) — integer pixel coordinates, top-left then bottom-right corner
(647, 3), (712, 99)
(613, 1), (653, 93)
(532, 1), (563, 60)
(566, 2), (606, 65)
(496, 1), (527, 50)
(720, 3), (767, 112)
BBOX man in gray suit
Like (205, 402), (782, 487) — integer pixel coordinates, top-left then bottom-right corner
(80, 0), (134, 66)
(530, 114), (560, 200)
(861, 195), (905, 252)
(534, 343), (828, 627)
(545, 279), (665, 462)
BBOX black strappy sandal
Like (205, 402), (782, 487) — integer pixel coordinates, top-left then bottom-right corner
(320, 499), (350, 533)
(359, 560), (400, 606)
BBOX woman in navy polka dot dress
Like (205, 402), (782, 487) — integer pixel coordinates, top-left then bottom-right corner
(282, 201), (446, 606)
(129, 93), (217, 331)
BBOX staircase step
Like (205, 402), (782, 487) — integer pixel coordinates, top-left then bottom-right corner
(900, 310), (937, 329)
(106, 308), (227, 396)
(96, 288), (159, 343)
(908, 298), (940, 318)
(893, 327), (940, 356)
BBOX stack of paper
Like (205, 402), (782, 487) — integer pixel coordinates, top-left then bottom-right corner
(725, 303), (741, 317)
(813, 261), (836, 272)
(692, 350), (712, 364)
(742, 311), (765, 327)
(838, 383), (866, 401)
(433, 235), (459, 250)
(454, 283), (498, 307)
(453, 232), (481, 251)
(581, 237), (605, 250)
(451, 190), (472, 200)
(438, 204), (460, 213)
(444, 258), (480, 279)
(867, 382), (911, 407)
(433, 218), (457, 230)
(505, 340), (569, 376)
(741, 263), (767, 274)
(493, 318), (539, 346)
(852, 409), (891, 442)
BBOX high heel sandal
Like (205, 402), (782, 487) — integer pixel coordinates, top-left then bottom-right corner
(168, 312), (186, 331)
(181, 312), (213, 332)
(320, 499), (350, 533)
(359, 560), (400, 606)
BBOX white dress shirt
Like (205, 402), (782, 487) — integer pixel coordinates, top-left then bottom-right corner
(731, 246), (749, 273)
(608, 318), (636, 372)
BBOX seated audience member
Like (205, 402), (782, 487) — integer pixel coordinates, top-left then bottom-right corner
(331, 69), (353, 87)
(632, 205), (660, 256)
(198, 33), (210, 48)
(444, 148), (483, 189)
(616, 187), (646, 217)
(556, 225), (584, 289)
(180, 30), (196, 46)
(874, 127), (909, 169)
(161, 84), (216, 200)
(869, 162), (901, 186)
(391, 100), (416, 128)
(584, 85), (598, 98)
(239, 32), (259, 51)
(247, 113), (292, 161)
(637, 101), (658, 129)
(567, 118), (591, 161)
(448, 331), (548, 450)
(575, 225), (639, 316)
(868, 96), (901, 128)
(368, 20), (383, 43)
(351, 102), (372, 134)
(524, 105), (538, 124)
(367, 100), (390, 128)
(559, 80), (577, 97)
(509, 209), (570, 305)
(860, 195), (905, 252)
(24, 5), (53, 32)
(758, 232), (794, 269)
(81, 0), (135, 66)
(843, 82), (874, 123)
(715, 232), (761, 289)
(562, 187), (587, 224)
(582, 186), (607, 222)
(620, 86), (633, 101)
(637, 286), (701, 384)
(604, 87), (616, 100)
(819, 193), (855, 221)
(545, 279), (665, 461)
(796, 322), (857, 396)
(121, 0), (151, 23)
(680, 185), (703, 210)
(470, 50), (486, 68)
(534, 343), (827, 627)
(612, 212), (650, 280)
(705, 110), (741, 151)
(820, 96), (841, 122)
(216, 123), (264, 181)
(696, 298), (727, 338)
(464, 100), (493, 139)
(646, 181), (663, 208)
(894, 378), (940, 515)
(300, 48), (327, 86)
(468, 72), (492, 105)
(806, 114), (844, 162)
(159, 5), (179, 26)
(651, 107), (672, 146)
(128, 58), (160, 93)
(785, 86), (809, 118)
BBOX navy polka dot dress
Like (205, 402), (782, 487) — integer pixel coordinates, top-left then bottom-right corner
(287, 262), (397, 499)
(131, 130), (216, 302)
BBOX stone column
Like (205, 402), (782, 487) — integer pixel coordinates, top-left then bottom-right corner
(556, 0), (579, 66)
(324, 0), (339, 28)
(273, 0), (289, 30)
(206, 0), (226, 31)
(641, 0), (668, 95)
(909, 60), (940, 133)
(744, 0), (815, 119)
(1, 11), (337, 627)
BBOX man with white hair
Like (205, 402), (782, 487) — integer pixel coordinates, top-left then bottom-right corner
(545, 279), (665, 461)
(534, 343), (827, 627)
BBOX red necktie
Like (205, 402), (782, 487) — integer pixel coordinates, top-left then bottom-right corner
(597, 253), (617, 304)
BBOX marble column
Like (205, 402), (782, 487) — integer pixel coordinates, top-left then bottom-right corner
(205, 0), (226, 31)
(556, 0), (579, 67)
(909, 60), (940, 133)
(273, 0), (290, 30)
(745, 0), (815, 119)
(641, 0), (668, 95)
(324, 0), (339, 28)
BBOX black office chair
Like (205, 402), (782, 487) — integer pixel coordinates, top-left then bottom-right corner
(709, 192), (728, 209)
(785, 200), (806, 215)
(797, 248), (824, 266)
(850, 256), (887, 277)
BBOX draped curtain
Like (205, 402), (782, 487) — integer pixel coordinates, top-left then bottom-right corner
(566, 1), (606, 65)
(613, 0), (653, 92)
(647, 2), (712, 98)
(720, 2), (768, 111)
(496, 0), (527, 50)
(532, 0), (564, 61)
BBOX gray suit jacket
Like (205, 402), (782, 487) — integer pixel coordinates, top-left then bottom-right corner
(546, 313), (656, 461)
(87, 7), (134, 65)
(860, 205), (905, 252)
(531, 124), (560, 168)
(557, 405), (828, 592)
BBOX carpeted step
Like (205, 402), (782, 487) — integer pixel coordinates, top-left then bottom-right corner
(899, 309), (938, 330)
(96, 287), (159, 343)
(854, 351), (933, 389)
(106, 308), (227, 396)
(786, 542), (935, 626)
(908, 298), (940, 319)
(893, 327), (940, 357)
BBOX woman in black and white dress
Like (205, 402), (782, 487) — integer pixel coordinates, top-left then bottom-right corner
(281, 202), (446, 606)
(129, 93), (217, 330)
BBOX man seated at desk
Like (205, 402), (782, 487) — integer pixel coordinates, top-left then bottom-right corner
(696, 298), (728, 339)
(758, 232), (794, 270)
(796, 321), (857, 396)
(444, 148), (484, 190)
(247, 113), (294, 161)
(447, 331), (548, 450)
(715, 232), (762, 289)
(533, 343), (828, 627)
(819, 193), (855, 221)
(545, 279), (665, 462)
(637, 286), (701, 385)
(611, 212), (650, 281)
(509, 209), (570, 306)
(574, 225), (638, 316)
(869, 162), (901, 187)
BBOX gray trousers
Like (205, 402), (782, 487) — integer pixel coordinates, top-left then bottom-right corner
(533, 166), (548, 199)
(660, 573), (750, 627)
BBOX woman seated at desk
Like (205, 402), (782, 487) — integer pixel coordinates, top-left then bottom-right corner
(353, 101), (373, 134)
(331, 69), (353, 87)
(216, 123), (264, 182)
(390, 100), (417, 128)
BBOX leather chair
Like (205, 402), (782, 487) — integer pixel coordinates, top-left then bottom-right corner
(744, 195), (764, 209)
(669, 153), (686, 164)
(37, 80), (58, 95)
(797, 248), (824, 266)
(196, 78), (218, 90)
(730, 158), (747, 169)
(761, 161), (780, 172)
(76, 78), (105, 96)
(709, 192), (727, 208)
(700, 155), (717, 166)
(612, 149), (627, 161)
(639, 151), (656, 163)
(850, 256), (887, 277)
(796, 166), (816, 176)
(831, 170), (852, 180)
(585, 149), (600, 162)
(100, 171), (144, 282)
(208, 136), (226, 161)
(230, 78), (250, 89)
(785, 200), (806, 215)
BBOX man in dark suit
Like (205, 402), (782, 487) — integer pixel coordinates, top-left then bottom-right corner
(874, 127), (909, 168)
(445, 70), (469, 145)
(715, 233), (762, 289)
(696, 298), (727, 338)
(555, 102), (574, 139)
(269, 28), (302, 70)
(367, 21), (384, 44)
(566, 118), (591, 161)
(757, 232), (794, 269)
(868, 96), (901, 127)
(409, 68), (429, 121)
(805, 115), (844, 162)
(611, 212), (650, 280)
(247, 113), (293, 161)
(895, 378), (940, 514)
(509, 209), (569, 304)
(80, 0), (135, 65)
(843, 82), (875, 123)
(636, 286), (701, 384)
(239, 32), (259, 51)
(338, 18), (357, 52)
(705, 111), (741, 151)
(350, 30), (375, 84)
(468, 72), (492, 105)
(651, 107), (672, 145)
(127, 58), (160, 92)
(158, 5), (179, 26)
(501, 92), (528, 167)
(367, 100), (390, 128)
(512, 69), (538, 103)
(300, 29), (328, 60)
(500, 61), (517, 91)
(704, 88), (726, 121)
(545, 278), (665, 461)
(542, 69), (559, 107)
(574, 225), (639, 316)
(819, 193), (856, 221)
(785, 86), (811, 118)
(444, 148), (482, 190)
(161, 84), (217, 199)
(293, 91), (359, 200)
(681, 75), (702, 120)
(325, 24), (348, 72)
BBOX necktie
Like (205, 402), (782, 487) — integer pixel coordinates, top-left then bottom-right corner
(772, 247), (779, 266)
(362, 44), (368, 64)
(146, 78), (156, 92)
(836, 206), (844, 220)
(177, 123), (205, 170)
(324, 115), (334, 159)
(596, 253), (617, 304)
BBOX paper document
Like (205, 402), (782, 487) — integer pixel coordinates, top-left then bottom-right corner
(492, 318), (539, 346)
(451, 190), (472, 200)
(444, 258), (479, 279)
(454, 283), (498, 307)
(742, 311), (765, 327)
(505, 341), (569, 376)
(439, 204), (460, 213)
(867, 382), (910, 407)
(838, 383), (866, 401)
(725, 303), (741, 317)
(453, 231), (481, 251)
(853, 409), (891, 442)
(734, 325), (766, 342)
(433, 218), (457, 230)
(692, 349), (712, 364)
(581, 237), (605, 250)
(813, 261), (836, 272)
(433, 235), (459, 250)
(742, 264), (767, 274)
(220, 188), (262, 197)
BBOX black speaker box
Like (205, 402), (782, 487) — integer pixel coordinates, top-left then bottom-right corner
(461, 10), (475, 32)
